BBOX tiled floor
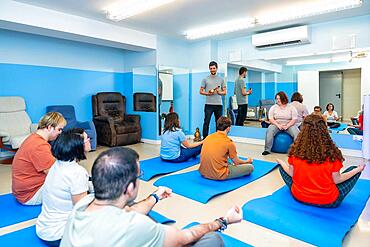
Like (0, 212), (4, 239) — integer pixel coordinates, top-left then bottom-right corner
(0, 140), (369, 246)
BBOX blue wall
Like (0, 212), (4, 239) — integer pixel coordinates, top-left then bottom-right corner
(276, 82), (298, 100)
(0, 29), (126, 72)
(0, 63), (127, 122)
(190, 72), (209, 134)
(173, 73), (191, 134)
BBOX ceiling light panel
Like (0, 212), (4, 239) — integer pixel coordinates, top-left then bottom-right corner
(185, 18), (256, 40)
(286, 58), (331, 66)
(257, 0), (362, 25)
(185, 0), (362, 40)
(105, 0), (177, 22)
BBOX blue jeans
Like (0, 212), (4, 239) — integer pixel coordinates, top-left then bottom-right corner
(162, 145), (202, 163)
(347, 128), (363, 135)
(203, 104), (223, 138)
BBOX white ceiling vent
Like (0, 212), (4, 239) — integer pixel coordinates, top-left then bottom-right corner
(252, 26), (311, 49)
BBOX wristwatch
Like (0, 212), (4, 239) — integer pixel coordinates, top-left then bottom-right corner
(150, 193), (160, 204)
(215, 217), (228, 231)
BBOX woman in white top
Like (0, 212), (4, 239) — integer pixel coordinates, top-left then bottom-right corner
(36, 128), (91, 246)
(290, 92), (309, 128)
(262, 91), (299, 156)
(323, 103), (340, 128)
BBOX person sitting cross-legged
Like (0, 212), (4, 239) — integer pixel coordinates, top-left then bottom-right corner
(277, 114), (365, 208)
(12, 112), (66, 205)
(36, 128), (91, 246)
(347, 105), (363, 135)
(61, 147), (244, 247)
(199, 116), (254, 180)
(160, 112), (203, 163)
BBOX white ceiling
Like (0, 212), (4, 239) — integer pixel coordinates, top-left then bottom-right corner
(13, 0), (370, 40)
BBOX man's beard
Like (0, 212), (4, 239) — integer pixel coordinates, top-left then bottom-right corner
(211, 71), (216, 75)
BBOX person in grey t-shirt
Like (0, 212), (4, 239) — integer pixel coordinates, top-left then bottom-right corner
(200, 61), (226, 138)
(61, 147), (244, 247)
(234, 67), (252, 126)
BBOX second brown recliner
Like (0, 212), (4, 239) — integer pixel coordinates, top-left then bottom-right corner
(92, 92), (141, 147)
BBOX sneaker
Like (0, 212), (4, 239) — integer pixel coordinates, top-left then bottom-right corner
(262, 151), (270, 155)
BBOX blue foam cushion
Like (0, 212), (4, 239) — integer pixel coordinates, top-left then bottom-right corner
(183, 222), (252, 247)
(271, 132), (293, 154)
(242, 179), (370, 247)
(154, 159), (278, 203)
(140, 156), (200, 181)
(0, 193), (41, 228)
(148, 211), (175, 224)
(0, 226), (47, 246)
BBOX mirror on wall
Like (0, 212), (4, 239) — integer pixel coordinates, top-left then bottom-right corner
(225, 62), (277, 129)
(132, 66), (159, 140)
(226, 57), (363, 136)
(158, 66), (190, 136)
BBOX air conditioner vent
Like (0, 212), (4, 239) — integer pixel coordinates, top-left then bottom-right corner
(252, 26), (310, 49)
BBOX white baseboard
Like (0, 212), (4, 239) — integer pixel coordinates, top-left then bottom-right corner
(141, 139), (161, 145)
(229, 136), (264, 146)
(340, 149), (363, 158)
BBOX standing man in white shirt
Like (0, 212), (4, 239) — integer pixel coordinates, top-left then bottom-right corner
(234, 67), (252, 126)
(200, 61), (226, 138)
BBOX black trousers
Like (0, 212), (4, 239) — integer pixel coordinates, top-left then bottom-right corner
(202, 104), (222, 138)
(235, 104), (248, 126)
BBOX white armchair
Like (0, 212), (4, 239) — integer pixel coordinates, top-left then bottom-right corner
(0, 96), (37, 150)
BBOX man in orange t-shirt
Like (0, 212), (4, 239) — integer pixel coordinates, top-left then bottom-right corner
(12, 112), (66, 205)
(199, 116), (253, 180)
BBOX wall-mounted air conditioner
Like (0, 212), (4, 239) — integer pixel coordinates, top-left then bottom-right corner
(252, 26), (311, 49)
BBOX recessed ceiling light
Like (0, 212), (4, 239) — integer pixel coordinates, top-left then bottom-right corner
(286, 58), (331, 65)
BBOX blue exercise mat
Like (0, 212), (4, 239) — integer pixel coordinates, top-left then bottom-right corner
(0, 225), (47, 246)
(148, 211), (176, 224)
(0, 193), (41, 228)
(330, 133), (362, 150)
(184, 222), (252, 247)
(242, 179), (370, 247)
(140, 156), (200, 181)
(154, 159), (278, 203)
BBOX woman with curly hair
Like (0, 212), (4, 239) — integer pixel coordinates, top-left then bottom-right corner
(160, 112), (203, 162)
(277, 114), (364, 207)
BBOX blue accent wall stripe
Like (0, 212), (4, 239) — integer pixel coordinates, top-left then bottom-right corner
(0, 63), (128, 122)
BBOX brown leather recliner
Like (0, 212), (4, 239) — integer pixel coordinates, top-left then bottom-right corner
(92, 92), (141, 147)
